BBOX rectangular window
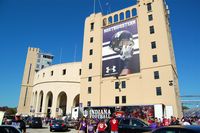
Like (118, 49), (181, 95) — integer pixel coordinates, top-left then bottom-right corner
(36, 64), (40, 69)
(79, 69), (82, 75)
(152, 55), (158, 63)
(51, 71), (54, 76)
(122, 96), (126, 103)
(89, 49), (93, 55)
(115, 96), (119, 104)
(88, 87), (92, 94)
(23, 87), (28, 106)
(115, 82), (119, 89)
(63, 69), (66, 75)
(90, 23), (94, 31)
(87, 101), (91, 107)
(90, 37), (94, 43)
(27, 64), (32, 84)
(154, 71), (160, 79)
(148, 14), (153, 21)
(37, 54), (41, 58)
(89, 63), (92, 69)
(88, 77), (92, 82)
(150, 26), (155, 34)
(147, 3), (152, 12)
(156, 87), (162, 96)
(151, 41), (156, 49)
(122, 81), (126, 89)
(47, 61), (51, 65)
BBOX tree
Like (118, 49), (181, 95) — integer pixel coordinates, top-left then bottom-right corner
(182, 105), (190, 111)
(5, 108), (17, 115)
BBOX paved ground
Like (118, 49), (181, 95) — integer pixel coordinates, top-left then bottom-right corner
(26, 126), (77, 133)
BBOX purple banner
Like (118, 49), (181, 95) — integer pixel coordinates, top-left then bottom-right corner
(102, 18), (140, 77)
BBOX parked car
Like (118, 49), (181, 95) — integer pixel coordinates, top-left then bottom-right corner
(118, 117), (152, 133)
(28, 117), (42, 128)
(22, 116), (31, 125)
(50, 119), (68, 132)
(66, 120), (79, 129)
(152, 125), (200, 133)
(3, 115), (14, 125)
(24, 116), (32, 125)
(0, 125), (22, 133)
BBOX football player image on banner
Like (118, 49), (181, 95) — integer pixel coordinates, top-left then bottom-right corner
(102, 18), (140, 77)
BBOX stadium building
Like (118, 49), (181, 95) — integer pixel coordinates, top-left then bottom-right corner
(18, 0), (182, 118)
(80, 0), (182, 118)
(18, 48), (81, 117)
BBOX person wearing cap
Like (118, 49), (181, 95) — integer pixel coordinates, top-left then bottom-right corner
(11, 113), (26, 133)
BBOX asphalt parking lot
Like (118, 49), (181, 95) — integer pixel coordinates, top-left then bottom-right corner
(26, 126), (77, 133)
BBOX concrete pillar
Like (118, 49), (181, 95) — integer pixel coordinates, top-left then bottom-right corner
(31, 92), (34, 107)
(33, 92), (37, 112)
(30, 92), (34, 116)
(41, 92), (47, 117)
(35, 93), (40, 117)
(51, 93), (58, 118)
(66, 95), (74, 115)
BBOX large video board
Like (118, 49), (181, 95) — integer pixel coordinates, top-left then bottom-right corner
(102, 18), (140, 77)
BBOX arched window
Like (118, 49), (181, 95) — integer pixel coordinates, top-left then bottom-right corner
(120, 12), (124, 21)
(126, 10), (131, 19)
(132, 8), (137, 16)
(103, 18), (107, 26)
(108, 16), (113, 24)
(114, 14), (118, 23)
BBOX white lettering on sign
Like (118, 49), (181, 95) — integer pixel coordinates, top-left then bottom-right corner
(104, 20), (136, 33)
(106, 66), (116, 73)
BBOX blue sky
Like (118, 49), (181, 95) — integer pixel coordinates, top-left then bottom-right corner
(0, 0), (199, 107)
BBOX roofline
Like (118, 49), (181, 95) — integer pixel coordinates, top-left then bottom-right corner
(36, 61), (81, 73)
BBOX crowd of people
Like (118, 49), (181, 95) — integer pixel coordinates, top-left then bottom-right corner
(77, 115), (119, 133)
(147, 116), (200, 129)
(2, 112), (200, 133)
(76, 115), (200, 133)
(2, 113), (26, 133)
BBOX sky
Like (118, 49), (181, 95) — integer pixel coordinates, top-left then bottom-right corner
(0, 0), (200, 107)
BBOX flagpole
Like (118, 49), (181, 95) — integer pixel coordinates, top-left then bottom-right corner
(59, 48), (62, 63)
(94, 0), (96, 14)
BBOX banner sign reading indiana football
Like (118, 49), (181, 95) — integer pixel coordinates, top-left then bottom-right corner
(102, 18), (140, 77)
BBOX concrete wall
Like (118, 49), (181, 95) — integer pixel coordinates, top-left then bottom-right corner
(80, 0), (182, 118)
(18, 47), (39, 115)
(31, 62), (81, 117)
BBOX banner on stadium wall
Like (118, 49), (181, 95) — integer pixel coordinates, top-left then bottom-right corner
(84, 105), (154, 119)
(102, 18), (140, 77)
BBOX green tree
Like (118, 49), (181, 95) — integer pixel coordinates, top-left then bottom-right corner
(5, 108), (17, 115)
(182, 105), (190, 110)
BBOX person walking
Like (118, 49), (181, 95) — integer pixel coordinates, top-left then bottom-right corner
(78, 117), (87, 133)
(11, 113), (26, 133)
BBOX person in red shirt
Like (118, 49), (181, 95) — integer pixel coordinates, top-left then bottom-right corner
(97, 119), (107, 133)
(109, 115), (119, 133)
(162, 118), (170, 126)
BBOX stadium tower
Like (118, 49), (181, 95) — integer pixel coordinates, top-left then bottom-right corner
(80, 0), (182, 118)
(18, 47), (53, 115)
